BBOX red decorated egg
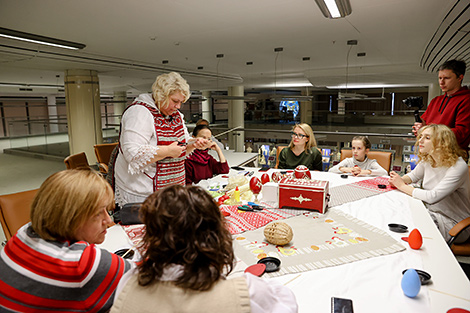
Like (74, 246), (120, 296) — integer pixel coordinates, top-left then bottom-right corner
(249, 177), (262, 194)
(294, 165), (311, 179)
(261, 173), (270, 184)
(408, 229), (422, 250)
(271, 172), (283, 183)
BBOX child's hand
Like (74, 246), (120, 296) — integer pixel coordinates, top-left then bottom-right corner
(351, 165), (362, 176)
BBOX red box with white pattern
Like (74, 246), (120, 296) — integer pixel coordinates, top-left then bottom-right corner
(278, 177), (329, 213)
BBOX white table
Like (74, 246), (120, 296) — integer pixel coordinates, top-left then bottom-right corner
(100, 169), (470, 312)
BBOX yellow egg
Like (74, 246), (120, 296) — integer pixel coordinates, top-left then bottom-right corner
(263, 222), (293, 246)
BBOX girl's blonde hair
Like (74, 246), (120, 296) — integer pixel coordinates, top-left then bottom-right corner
(288, 123), (317, 154)
(152, 72), (191, 111)
(31, 169), (114, 241)
(416, 124), (467, 167)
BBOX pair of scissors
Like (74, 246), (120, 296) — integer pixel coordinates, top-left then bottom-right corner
(237, 204), (263, 212)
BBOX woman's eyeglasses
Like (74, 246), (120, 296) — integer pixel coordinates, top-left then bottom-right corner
(291, 132), (309, 139)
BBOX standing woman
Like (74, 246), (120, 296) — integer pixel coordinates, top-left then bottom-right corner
(0, 169), (132, 312)
(389, 124), (470, 243)
(278, 123), (322, 171)
(114, 72), (209, 206)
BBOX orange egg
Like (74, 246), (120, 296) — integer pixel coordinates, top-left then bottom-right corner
(408, 228), (423, 250)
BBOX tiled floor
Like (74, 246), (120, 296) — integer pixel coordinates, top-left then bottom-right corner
(0, 153), (66, 243)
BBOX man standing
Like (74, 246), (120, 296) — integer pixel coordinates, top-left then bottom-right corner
(413, 60), (470, 151)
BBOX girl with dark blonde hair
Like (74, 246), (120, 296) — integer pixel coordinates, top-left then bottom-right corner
(111, 185), (298, 313)
(278, 123), (322, 171)
(389, 124), (470, 243)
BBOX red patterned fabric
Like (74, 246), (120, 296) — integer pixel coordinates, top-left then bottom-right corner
(350, 177), (396, 193)
(220, 205), (307, 235)
(122, 224), (146, 246)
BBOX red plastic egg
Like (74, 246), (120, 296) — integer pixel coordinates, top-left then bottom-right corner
(408, 229), (423, 250)
(271, 172), (282, 183)
(294, 165), (311, 179)
(249, 177), (262, 195)
(261, 173), (270, 184)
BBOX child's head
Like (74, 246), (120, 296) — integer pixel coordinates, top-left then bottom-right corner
(137, 185), (234, 291)
(351, 136), (371, 162)
(192, 124), (212, 140)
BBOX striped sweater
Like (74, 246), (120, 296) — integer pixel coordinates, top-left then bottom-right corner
(0, 223), (131, 313)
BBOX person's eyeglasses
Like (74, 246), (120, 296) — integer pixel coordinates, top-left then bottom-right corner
(291, 132), (309, 139)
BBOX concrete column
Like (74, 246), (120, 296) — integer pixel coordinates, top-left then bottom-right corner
(300, 89), (312, 124)
(113, 91), (127, 130)
(202, 90), (212, 123)
(427, 83), (442, 106)
(228, 86), (244, 152)
(65, 69), (102, 163)
(47, 95), (59, 133)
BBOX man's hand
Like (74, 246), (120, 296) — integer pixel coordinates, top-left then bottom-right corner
(412, 122), (423, 137)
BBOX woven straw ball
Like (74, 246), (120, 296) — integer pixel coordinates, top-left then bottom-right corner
(264, 222), (293, 246)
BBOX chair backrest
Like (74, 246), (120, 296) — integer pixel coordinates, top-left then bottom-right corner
(94, 143), (118, 165)
(0, 189), (38, 240)
(275, 146), (288, 169)
(340, 149), (392, 173)
(64, 152), (90, 170)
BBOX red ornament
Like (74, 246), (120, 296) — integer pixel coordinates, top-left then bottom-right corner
(250, 177), (262, 195)
(261, 173), (270, 184)
(271, 172), (283, 183)
(408, 229), (423, 250)
(294, 165), (311, 179)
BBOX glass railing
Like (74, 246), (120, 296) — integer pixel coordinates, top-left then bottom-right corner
(4, 118), (418, 173)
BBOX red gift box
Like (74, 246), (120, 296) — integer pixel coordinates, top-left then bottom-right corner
(278, 177), (329, 213)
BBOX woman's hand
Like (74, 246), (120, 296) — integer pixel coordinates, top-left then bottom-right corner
(209, 140), (219, 151)
(389, 171), (405, 188)
(186, 137), (210, 154)
(389, 171), (414, 196)
(166, 142), (186, 158)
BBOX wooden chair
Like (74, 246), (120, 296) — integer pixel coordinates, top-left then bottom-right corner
(447, 217), (470, 256)
(275, 146), (288, 169)
(0, 189), (38, 241)
(447, 166), (470, 256)
(94, 142), (118, 174)
(340, 149), (392, 173)
(64, 152), (91, 170)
